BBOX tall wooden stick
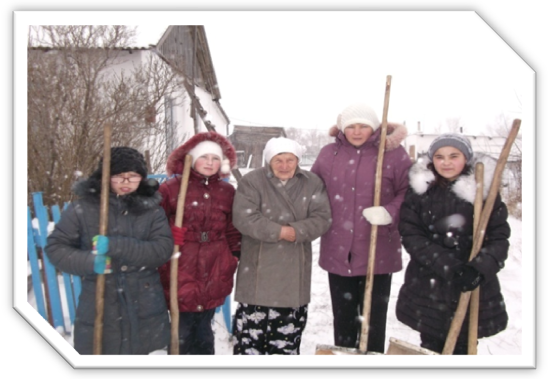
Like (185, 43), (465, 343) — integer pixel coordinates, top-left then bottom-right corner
(169, 154), (193, 355)
(467, 163), (484, 355)
(359, 75), (392, 353)
(93, 123), (112, 355)
(442, 119), (521, 355)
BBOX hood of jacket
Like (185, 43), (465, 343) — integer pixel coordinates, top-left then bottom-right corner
(165, 132), (237, 178)
(409, 152), (497, 203)
(72, 176), (162, 214)
(328, 121), (408, 152)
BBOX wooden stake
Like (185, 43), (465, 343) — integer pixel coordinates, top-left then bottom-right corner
(93, 122), (112, 355)
(467, 163), (484, 355)
(169, 154), (193, 355)
(359, 75), (392, 353)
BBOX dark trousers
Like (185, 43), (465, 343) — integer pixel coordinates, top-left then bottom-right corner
(169, 309), (216, 355)
(328, 272), (392, 353)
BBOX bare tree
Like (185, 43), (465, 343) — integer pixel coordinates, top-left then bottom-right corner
(28, 25), (178, 206)
(446, 116), (465, 133)
(285, 127), (334, 164)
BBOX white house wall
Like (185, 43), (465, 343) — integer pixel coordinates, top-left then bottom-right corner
(99, 50), (230, 167)
(194, 86), (230, 136)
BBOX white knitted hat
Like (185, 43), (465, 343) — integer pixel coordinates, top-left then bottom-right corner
(337, 103), (381, 131)
(188, 141), (231, 174)
(263, 137), (305, 164)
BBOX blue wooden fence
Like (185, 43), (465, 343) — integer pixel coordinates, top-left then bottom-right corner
(27, 174), (232, 337)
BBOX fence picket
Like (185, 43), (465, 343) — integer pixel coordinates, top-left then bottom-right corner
(51, 204), (78, 326)
(32, 192), (65, 333)
(27, 207), (48, 321)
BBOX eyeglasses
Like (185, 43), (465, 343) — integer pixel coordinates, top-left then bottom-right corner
(110, 175), (142, 184)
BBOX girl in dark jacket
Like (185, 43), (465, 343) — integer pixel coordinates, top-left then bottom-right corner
(45, 147), (173, 355)
(158, 132), (241, 355)
(396, 134), (511, 354)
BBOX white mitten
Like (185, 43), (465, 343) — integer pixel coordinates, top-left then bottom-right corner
(362, 206), (392, 225)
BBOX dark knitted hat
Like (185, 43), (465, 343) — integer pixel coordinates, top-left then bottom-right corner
(92, 147), (148, 179)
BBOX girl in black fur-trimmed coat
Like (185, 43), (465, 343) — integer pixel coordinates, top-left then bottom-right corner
(45, 147), (173, 355)
(395, 134), (511, 354)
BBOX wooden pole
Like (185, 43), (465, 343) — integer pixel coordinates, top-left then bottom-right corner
(93, 122), (112, 355)
(359, 75), (392, 353)
(468, 163), (484, 354)
(169, 154), (193, 354)
(144, 150), (152, 173)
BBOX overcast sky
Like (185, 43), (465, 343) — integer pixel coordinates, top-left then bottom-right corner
(133, 12), (532, 135)
(15, 11), (532, 135)
(15, 10), (534, 194)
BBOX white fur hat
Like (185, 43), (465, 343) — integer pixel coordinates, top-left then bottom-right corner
(188, 141), (231, 174)
(337, 103), (381, 131)
(263, 137), (305, 165)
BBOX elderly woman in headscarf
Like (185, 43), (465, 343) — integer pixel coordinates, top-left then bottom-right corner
(231, 137), (332, 355)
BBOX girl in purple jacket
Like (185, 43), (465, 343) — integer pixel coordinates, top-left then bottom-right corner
(311, 103), (412, 353)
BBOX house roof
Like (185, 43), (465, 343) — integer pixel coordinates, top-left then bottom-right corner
(29, 26), (231, 133)
(156, 25), (221, 100)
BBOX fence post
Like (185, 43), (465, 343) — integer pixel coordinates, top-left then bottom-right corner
(27, 207), (48, 321)
(51, 204), (78, 328)
(32, 192), (66, 333)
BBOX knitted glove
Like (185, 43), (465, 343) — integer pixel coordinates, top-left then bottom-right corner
(454, 265), (484, 292)
(93, 255), (112, 275)
(171, 226), (187, 246)
(92, 235), (111, 274)
(93, 235), (109, 254)
(362, 206), (392, 225)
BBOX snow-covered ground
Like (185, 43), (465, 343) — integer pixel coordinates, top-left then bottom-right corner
(23, 217), (532, 368)
(207, 168), (523, 355)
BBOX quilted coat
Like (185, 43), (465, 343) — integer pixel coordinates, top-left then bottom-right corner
(158, 132), (241, 313)
(310, 123), (412, 276)
(396, 153), (510, 341)
(45, 177), (173, 355)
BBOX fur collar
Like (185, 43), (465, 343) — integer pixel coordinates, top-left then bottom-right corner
(72, 177), (161, 214)
(329, 122), (408, 152)
(409, 152), (497, 203)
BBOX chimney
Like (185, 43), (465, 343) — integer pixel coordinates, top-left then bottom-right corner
(417, 121), (421, 132)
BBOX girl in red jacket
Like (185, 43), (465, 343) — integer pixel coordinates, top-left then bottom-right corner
(158, 132), (241, 355)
